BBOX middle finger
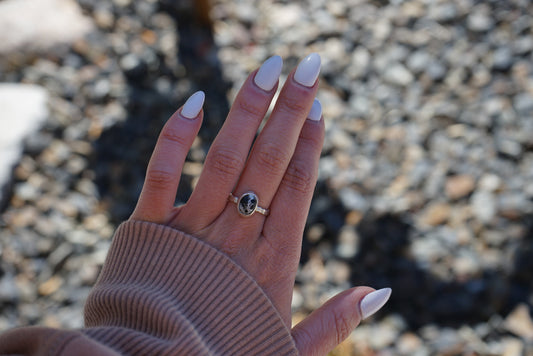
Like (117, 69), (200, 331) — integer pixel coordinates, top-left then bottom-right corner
(175, 55), (283, 232)
(229, 53), (321, 224)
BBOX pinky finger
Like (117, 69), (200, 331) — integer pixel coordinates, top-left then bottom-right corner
(291, 287), (391, 356)
(130, 91), (204, 224)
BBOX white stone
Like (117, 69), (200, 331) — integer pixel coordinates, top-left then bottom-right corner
(0, 84), (49, 205)
(471, 190), (497, 223)
(504, 304), (533, 340)
(0, 0), (94, 54)
(267, 3), (305, 29)
(383, 64), (414, 87)
(479, 174), (502, 192)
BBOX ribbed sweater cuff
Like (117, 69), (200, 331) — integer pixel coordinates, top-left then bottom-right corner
(83, 220), (298, 355)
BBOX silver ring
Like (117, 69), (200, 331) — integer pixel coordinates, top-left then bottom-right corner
(228, 192), (269, 217)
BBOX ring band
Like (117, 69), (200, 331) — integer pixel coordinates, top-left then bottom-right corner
(228, 192), (269, 217)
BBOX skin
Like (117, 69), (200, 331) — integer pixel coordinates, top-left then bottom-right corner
(129, 63), (375, 356)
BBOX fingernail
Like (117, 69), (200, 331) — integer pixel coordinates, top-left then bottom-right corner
(360, 288), (392, 320)
(307, 99), (322, 121)
(254, 55), (283, 91)
(181, 91), (205, 119)
(294, 53), (321, 87)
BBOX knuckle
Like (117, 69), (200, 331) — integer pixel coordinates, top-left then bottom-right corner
(299, 130), (324, 151)
(278, 95), (308, 117)
(282, 160), (314, 194)
(292, 326), (314, 352)
(262, 226), (299, 254)
(207, 147), (244, 182)
(220, 235), (247, 257)
(256, 143), (290, 177)
(160, 127), (189, 149)
(145, 169), (175, 189)
(253, 255), (273, 285)
(253, 249), (284, 286)
(253, 235), (299, 287)
(236, 99), (265, 118)
(332, 309), (353, 344)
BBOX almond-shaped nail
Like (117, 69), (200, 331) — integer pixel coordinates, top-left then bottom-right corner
(360, 288), (392, 320)
(307, 98), (322, 121)
(181, 91), (205, 119)
(294, 53), (321, 87)
(254, 55), (283, 91)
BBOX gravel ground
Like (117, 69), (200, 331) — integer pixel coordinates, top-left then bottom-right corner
(1, 0), (533, 355)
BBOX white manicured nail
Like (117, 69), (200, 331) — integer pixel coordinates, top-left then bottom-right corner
(307, 99), (322, 121)
(254, 55), (283, 91)
(294, 53), (321, 87)
(360, 288), (392, 320)
(181, 91), (205, 119)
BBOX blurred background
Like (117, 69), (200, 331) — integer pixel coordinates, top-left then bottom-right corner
(1, 0), (533, 354)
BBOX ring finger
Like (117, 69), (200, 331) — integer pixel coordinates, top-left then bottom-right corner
(174, 55), (283, 232)
(227, 53), (321, 227)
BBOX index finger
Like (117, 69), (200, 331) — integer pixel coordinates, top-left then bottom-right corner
(130, 91), (204, 224)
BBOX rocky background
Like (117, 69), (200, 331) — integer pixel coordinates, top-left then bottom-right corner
(1, 0), (533, 354)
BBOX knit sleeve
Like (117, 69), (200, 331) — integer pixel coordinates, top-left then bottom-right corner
(82, 220), (298, 355)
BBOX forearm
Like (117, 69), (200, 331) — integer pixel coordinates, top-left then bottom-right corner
(0, 220), (297, 356)
(83, 220), (297, 355)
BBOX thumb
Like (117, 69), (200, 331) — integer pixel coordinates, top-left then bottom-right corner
(291, 287), (392, 356)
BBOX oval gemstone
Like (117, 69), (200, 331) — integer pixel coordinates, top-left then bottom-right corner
(238, 192), (258, 216)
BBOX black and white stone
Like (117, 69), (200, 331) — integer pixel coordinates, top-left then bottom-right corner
(237, 192), (258, 217)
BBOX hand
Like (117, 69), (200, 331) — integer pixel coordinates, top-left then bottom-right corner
(129, 54), (390, 355)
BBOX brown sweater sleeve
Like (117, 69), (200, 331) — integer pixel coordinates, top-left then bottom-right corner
(0, 220), (298, 356)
